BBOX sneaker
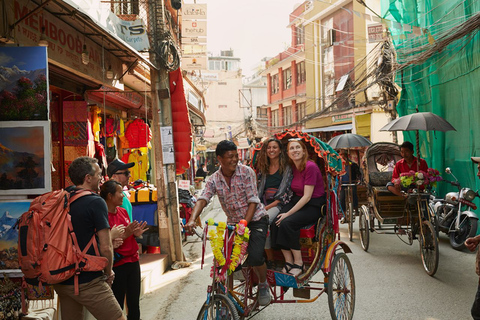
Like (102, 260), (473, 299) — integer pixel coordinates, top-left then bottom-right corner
(258, 282), (271, 306)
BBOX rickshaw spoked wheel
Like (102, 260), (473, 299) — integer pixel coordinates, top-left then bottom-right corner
(327, 253), (355, 320)
(196, 293), (239, 320)
(419, 220), (439, 276)
(358, 206), (370, 252)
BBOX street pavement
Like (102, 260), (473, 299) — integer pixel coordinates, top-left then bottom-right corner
(140, 197), (478, 320)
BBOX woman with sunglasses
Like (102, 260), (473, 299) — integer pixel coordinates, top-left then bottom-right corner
(270, 139), (326, 276)
(100, 180), (148, 320)
(256, 138), (293, 269)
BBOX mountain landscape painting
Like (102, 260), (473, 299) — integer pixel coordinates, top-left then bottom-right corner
(0, 46), (48, 121)
(0, 121), (51, 194)
(0, 201), (31, 270)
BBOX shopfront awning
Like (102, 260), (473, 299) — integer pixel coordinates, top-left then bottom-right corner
(304, 123), (353, 133)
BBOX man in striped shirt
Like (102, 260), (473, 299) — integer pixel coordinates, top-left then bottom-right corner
(186, 140), (271, 306)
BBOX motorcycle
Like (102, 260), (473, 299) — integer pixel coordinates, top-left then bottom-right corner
(430, 167), (479, 250)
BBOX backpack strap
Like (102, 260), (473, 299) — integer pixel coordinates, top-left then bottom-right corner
(67, 190), (100, 295)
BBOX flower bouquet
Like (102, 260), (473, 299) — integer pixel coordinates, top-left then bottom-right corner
(399, 169), (442, 189)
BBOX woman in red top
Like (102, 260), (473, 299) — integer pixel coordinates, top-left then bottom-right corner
(100, 180), (148, 320)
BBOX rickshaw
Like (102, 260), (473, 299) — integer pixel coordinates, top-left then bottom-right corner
(197, 130), (355, 320)
(357, 142), (439, 276)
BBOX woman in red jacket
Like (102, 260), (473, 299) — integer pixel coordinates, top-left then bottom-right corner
(100, 180), (148, 320)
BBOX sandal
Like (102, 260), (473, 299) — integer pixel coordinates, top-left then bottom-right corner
(282, 262), (294, 273)
(288, 264), (304, 276)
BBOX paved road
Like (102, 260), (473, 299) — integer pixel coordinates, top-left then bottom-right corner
(141, 198), (478, 320)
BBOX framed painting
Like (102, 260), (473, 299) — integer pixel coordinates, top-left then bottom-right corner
(0, 200), (31, 271)
(0, 121), (51, 195)
(0, 46), (49, 121)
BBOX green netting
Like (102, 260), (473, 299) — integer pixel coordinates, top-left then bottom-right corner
(381, 0), (480, 208)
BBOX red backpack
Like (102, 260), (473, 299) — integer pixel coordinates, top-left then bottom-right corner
(17, 189), (109, 294)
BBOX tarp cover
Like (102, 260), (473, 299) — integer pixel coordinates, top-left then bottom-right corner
(381, 0), (480, 200)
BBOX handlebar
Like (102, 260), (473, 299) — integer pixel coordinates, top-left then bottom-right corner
(205, 221), (236, 231)
(443, 180), (460, 187)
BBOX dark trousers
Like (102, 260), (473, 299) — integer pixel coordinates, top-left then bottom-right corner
(340, 185), (358, 213)
(472, 283), (480, 320)
(112, 261), (141, 320)
(271, 195), (326, 251)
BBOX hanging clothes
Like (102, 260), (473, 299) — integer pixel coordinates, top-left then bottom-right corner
(128, 150), (149, 181)
(125, 118), (151, 149)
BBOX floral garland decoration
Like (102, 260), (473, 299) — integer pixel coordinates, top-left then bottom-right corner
(207, 219), (250, 281)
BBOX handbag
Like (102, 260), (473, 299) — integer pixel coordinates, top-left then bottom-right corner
(264, 188), (278, 202)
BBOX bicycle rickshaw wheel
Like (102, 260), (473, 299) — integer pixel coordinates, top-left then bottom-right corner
(419, 220), (439, 276)
(196, 294), (239, 320)
(327, 253), (355, 320)
(358, 206), (369, 251)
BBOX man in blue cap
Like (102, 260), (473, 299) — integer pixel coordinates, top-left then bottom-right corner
(108, 159), (135, 221)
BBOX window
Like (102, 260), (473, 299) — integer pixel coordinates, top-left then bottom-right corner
(271, 74), (279, 94)
(283, 68), (292, 90)
(271, 110), (279, 127)
(284, 106), (292, 126)
(296, 26), (305, 45)
(296, 102), (306, 122)
(296, 61), (306, 84)
(257, 108), (267, 119)
(218, 105), (227, 108)
(111, 0), (139, 15)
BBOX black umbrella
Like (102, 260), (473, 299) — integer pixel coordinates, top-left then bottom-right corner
(327, 133), (372, 149)
(380, 112), (456, 171)
(379, 112), (456, 132)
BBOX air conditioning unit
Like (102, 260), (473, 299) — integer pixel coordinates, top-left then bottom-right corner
(371, 91), (380, 99)
(327, 29), (336, 47)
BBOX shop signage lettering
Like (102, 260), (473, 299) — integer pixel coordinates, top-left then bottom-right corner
(183, 4), (207, 20)
(182, 21), (207, 37)
(12, 0), (116, 82)
(332, 114), (352, 122)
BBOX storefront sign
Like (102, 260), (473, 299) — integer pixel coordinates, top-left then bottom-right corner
(182, 44), (207, 55)
(178, 180), (190, 190)
(182, 21), (207, 37)
(61, 0), (150, 51)
(332, 114), (352, 123)
(182, 57), (207, 71)
(11, 0), (118, 83)
(183, 4), (207, 20)
(182, 37), (207, 45)
(368, 24), (385, 43)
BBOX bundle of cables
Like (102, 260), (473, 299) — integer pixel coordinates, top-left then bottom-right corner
(158, 37), (180, 71)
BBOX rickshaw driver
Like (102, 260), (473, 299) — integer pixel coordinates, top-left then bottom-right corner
(185, 140), (272, 306)
(387, 141), (428, 197)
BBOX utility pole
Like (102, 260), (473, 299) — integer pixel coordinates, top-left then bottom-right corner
(149, 0), (184, 264)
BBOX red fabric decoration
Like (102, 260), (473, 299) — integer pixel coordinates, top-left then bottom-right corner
(169, 68), (192, 175)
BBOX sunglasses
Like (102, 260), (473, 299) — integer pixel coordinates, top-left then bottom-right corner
(115, 170), (130, 176)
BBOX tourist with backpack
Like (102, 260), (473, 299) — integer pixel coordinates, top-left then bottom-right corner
(52, 157), (126, 320)
(101, 179), (148, 320)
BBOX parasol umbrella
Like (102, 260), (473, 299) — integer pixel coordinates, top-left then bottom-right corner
(380, 112), (456, 171)
(379, 112), (456, 132)
(327, 133), (373, 149)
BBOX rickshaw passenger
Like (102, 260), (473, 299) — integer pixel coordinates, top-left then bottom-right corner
(256, 138), (293, 269)
(386, 141), (428, 197)
(271, 139), (326, 276)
